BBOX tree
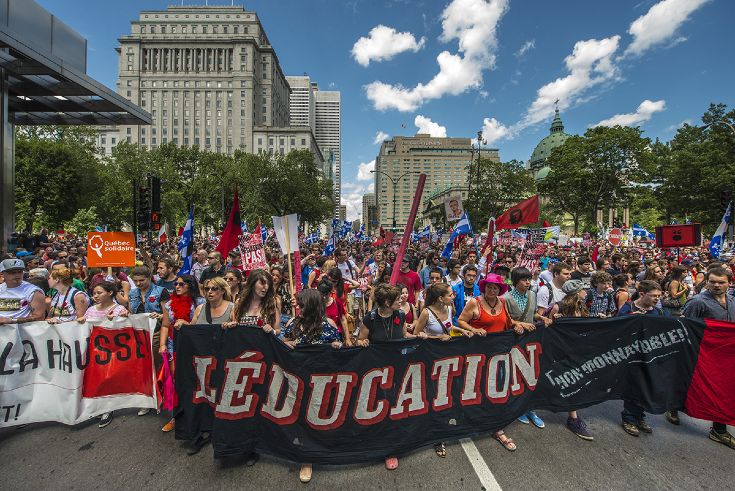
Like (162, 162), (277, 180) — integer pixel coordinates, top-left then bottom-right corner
(15, 126), (102, 231)
(538, 136), (592, 234)
(465, 158), (537, 228)
(65, 207), (100, 236)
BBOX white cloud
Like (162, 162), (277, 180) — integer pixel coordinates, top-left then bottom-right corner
(341, 181), (374, 221)
(415, 115), (447, 137)
(480, 117), (510, 145)
(351, 25), (426, 67)
(516, 35), (621, 130)
(356, 159), (375, 181)
(373, 131), (389, 145)
(365, 0), (509, 112)
(515, 39), (535, 58)
(624, 0), (710, 57)
(593, 99), (666, 127)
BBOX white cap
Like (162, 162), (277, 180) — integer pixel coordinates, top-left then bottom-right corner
(0, 258), (25, 272)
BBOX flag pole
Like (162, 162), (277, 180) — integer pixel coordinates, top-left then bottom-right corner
(283, 215), (296, 317)
(390, 173), (426, 285)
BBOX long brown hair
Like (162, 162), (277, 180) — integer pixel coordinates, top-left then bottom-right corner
(558, 292), (588, 317)
(234, 269), (277, 326)
(287, 289), (327, 343)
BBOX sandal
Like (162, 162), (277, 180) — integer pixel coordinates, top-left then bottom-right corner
(299, 463), (312, 483)
(385, 456), (399, 470)
(434, 442), (447, 458)
(494, 431), (517, 452)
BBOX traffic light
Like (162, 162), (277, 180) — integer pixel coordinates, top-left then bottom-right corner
(150, 210), (161, 231)
(150, 176), (161, 212)
(721, 190), (733, 214)
(138, 185), (151, 231)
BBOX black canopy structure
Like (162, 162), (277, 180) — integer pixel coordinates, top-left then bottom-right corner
(0, 0), (150, 247)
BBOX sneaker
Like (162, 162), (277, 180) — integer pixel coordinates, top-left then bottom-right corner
(528, 411), (545, 429)
(98, 412), (113, 428)
(137, 408), (151, 416)
(567, 416), (594, 440)
(637, 420), (653, 434)
(665, 410), (680, 425)
(709, 429), (735, 450)
(517, 414), (530, 425)
(622, 422), (640, 437)
(299, 464), (313, 483)
(187, 433), (211, 455)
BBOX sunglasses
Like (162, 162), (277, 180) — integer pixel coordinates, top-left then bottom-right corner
(174, 282), (186, 287)
(203, 286), (220, 292)
(208, 256), (217, 259)
(224, 277), (237, 281)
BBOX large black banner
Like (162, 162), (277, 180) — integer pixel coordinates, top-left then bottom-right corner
(174, 316), (708, 465)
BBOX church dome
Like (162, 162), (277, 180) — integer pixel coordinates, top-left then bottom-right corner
(535, 166), (551, 181)
(529, 109), (570, 178)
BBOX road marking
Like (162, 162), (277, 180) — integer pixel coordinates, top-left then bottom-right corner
(460, 438), (502, 491)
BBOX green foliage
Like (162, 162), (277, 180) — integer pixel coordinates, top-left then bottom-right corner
(465, 158), (537, 227)
(65, 206), (100, 236)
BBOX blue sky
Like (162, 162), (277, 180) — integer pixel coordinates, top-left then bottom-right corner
(37, 0), (733, 220)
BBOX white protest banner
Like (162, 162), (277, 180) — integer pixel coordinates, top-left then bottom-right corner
(0, 315), (157, 427)
(272, 214), (299, 255)
(239, 232), (267, 271)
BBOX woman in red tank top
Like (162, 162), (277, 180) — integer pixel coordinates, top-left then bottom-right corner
(457, 274), (535, 452)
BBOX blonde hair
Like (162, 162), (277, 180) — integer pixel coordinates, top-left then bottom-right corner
(50, 267), (73, 286)
(322, 259), (336, 272)
(205, 277), (231, 301)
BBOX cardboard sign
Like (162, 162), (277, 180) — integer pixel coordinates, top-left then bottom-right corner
(86, 232), (136, 267)
(240, 233), (268, 271)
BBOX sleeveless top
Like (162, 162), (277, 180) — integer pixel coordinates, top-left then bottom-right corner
(425, 305), (454, 336)
(196, 302), (234, 325)
(49, 287), (87, 321)
(0, 282), (43, 320)
(469, 296), (510, 333)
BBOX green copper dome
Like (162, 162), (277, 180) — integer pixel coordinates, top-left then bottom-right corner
(529, 109), (570, 178)
(535, 166), (551, 181)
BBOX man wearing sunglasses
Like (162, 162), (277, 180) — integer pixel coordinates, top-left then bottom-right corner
(200, 251), (226, 284)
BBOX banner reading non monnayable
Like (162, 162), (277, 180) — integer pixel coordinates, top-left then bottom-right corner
(174, 316), (735, 465)
(0, 315), (157, 427)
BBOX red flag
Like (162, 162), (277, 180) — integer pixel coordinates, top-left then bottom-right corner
(178, 226), (184, 237)
(542, 219), (551, 228)
(494, 195), (540, 230)
(591, 243), (600, 263)
(215, 189), (243, 256)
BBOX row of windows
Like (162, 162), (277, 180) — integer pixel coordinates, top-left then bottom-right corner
(138, 80), (252, 89)
(140, 24), (250, 35)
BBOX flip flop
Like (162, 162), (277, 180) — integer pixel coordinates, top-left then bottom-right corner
(434, 442), (447, 458)
(385, 456), (399, 470)
(299, 464), (312, 483)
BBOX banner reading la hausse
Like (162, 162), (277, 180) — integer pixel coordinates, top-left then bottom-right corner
(174, 316), (735, 464)
(0, 315), (157, 427)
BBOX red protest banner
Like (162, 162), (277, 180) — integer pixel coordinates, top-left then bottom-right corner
(82, 326), (153, 398)
(240, 232), (268, 271)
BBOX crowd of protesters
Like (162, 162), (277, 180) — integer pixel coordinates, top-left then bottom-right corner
(1, 229), (734, 483)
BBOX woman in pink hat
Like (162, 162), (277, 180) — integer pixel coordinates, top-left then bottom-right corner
(457, 273), (535, 451)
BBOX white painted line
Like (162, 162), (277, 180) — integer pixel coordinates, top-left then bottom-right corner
(460, 438), (503, 491)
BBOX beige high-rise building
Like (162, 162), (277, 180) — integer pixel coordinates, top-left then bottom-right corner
(116, 5), (291, 155)
(374, 134), (475, 230)
(285, 75), (315, 128)
(314, 89), (341, 218)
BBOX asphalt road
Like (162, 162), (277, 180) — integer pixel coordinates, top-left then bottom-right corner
(1, 401), (732, 490)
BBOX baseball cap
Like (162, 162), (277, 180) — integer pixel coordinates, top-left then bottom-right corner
(15, 251), (30, 258)
(0, 258), (25, 272)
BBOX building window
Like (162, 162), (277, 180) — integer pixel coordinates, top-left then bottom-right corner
(202, 26), (207, 34)
(223, 26), (228, 34)
(234, 26), (239, 34)
(192, 25), (197, 33)
(301, 138), (306, 145)
(111, 137), (116, 144)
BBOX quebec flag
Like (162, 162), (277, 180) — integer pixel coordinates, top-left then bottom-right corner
(709, 202), (732, 259)
(441, 212), (473, 259)
(178, 206), (195, 275)
(632, 223), (655, 240)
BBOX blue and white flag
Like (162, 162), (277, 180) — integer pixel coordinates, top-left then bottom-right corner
(304, 232), (319, 245)
(632, 223), (655, 240)
(340, 220), (353, 238)
(323, 232), (336, 256)
(261, 223), (268, 243)
(178, 206), (195, 275)
(241, 220), (248, 234)
(709, 202), (732, 259)
(417, 225), (431, 240)
(441, 212), (473, 259)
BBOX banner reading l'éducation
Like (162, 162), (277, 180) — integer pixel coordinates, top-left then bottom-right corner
(0, 315), (157, 427)
(174, 316), (735, 465)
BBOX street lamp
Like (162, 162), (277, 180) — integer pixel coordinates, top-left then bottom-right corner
(472, 130), (486, 224)
(371, 169), (418, 231)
